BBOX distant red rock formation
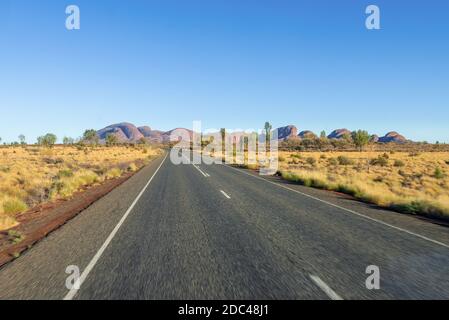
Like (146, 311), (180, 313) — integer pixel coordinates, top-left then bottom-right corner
(97, 123), (193, 143)
(327, 129), (352, 139)
(276, 125), (298, 141)
(97, 122), (144, 142)
(378, 131), (407, 143)
(97, 123), (409, 144)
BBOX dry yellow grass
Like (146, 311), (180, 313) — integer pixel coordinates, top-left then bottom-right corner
(212, 148), (449, 219)
(0, 145), (162, 230)
(277, 151), (449, 220)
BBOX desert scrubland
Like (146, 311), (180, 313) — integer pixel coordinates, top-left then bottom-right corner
(217, 148), (449, 221)
(0, 145), (162, 230)
(277, 151), (449, 220)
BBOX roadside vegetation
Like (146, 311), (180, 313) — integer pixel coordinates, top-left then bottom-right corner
(232, 150), (449, 221)
(277, 151), (449, 220)
(202, 124), (449, 221)
(0, 135), (162, 231)
(279, 133), (449, 153)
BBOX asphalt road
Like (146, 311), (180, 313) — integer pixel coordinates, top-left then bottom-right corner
(1, 151), (449, 299)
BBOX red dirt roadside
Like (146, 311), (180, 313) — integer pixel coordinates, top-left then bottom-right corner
(0, 171), (136, 268)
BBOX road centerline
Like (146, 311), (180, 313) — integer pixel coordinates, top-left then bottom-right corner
(194, 164), (209, 177)
(182, 154), (210, 177)
(220, 190), (231, 199)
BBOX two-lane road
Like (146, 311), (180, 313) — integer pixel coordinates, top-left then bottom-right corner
(0, 152), (449, 299)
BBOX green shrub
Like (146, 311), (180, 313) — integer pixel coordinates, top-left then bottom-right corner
(52, 179), (84, 199)
(337, 156), (354, 166)
(328, 158), (338, 165)
(370, 156), (388, 167)
(52, 181), (66, 193)
(390, 200), (448, 221)
(8, 230), (25, 244)
(394, 160), (405, 167)
(58, 169), (74, 178)
(55, 182), (77, 199)
(434, 167), (445, 179)
(306, 157), (316, 165)
(3, 198), (28, 215)
(0, 166), (10, 173)
(373, 176), (384, 183)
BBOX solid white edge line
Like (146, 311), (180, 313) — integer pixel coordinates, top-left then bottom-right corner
(223, 163), (449, 250)
(220, 190), (231, 199)
(63, 153), (168, 300)
(310, 275), (343, 300)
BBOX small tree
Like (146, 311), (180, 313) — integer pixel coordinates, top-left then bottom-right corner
(264, 122), (272, 142)
(83, 129), (99, 145)
(63, 137), (74, 145)
(264, 121), (272, 151)
(106, 133), (119, 146)
(18, 134), (26, 146)
(220, 128), (226, 156)
(352, 130), (370, 152)
(342, 132), (353, 143)
(38, 133), (57, 148)
(318, 131), (329, 151)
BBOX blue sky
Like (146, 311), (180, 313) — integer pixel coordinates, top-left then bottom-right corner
(0, 0), (448, 143)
